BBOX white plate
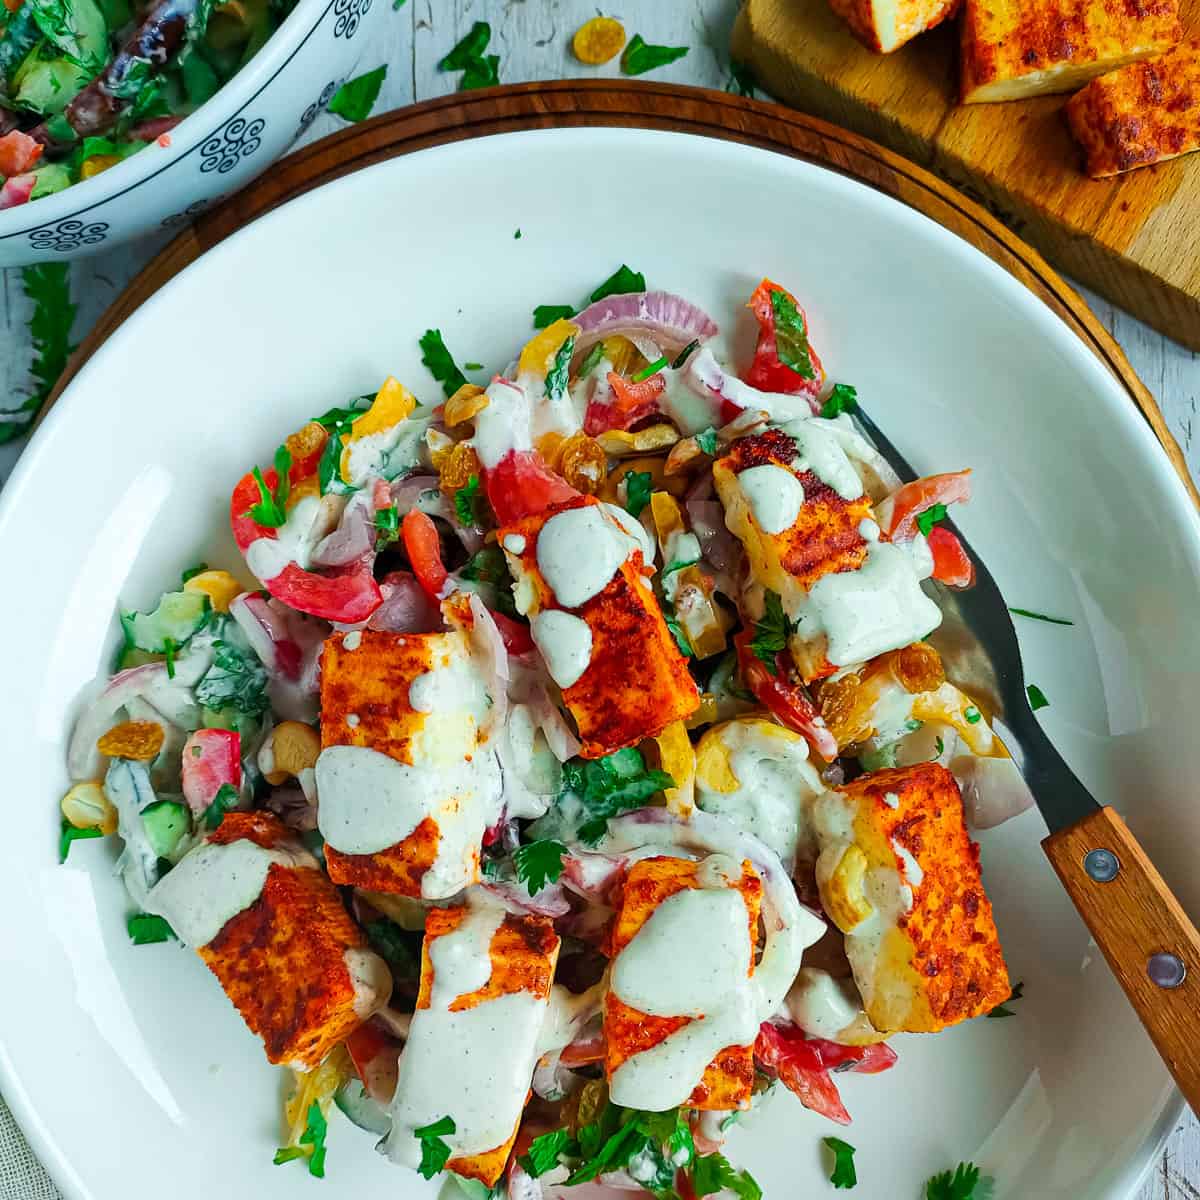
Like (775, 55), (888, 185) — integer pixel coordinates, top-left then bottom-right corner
(1, 128), (1198, 1200)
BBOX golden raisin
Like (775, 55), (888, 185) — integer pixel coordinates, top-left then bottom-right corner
(558, 432), (607, 494)
(285, 420), (328, 466)
(816, 673), (872, 748)
(439, 441), (483, 492)
(426, 428), (455, 470)
(536, 431), (566, 469)
(97, 720), (165, 762)
(572, 15), (626, 64)
(893, 641), (945, 694)
(664, 436), (706, 476)
(444, 383), (489, 427)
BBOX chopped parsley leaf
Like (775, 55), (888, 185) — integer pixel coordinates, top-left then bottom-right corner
(419, 329), (469, 398)
(987, 980), (1024, 1019)
(769, 288), (816, 381)
(630, 354), (668, 383)
(917, 502), (948, 537)
(935, 735), (945, 757)
(964, 705), (982, 724)
(578, 342), (605, 377)
(461, 53), (500, 90)
(455, 475), (483, 527)
(202, 782), (239, 831)
(6, 262), (77, 443)
(274, 1101), (329, 1178)
(163, 637), (177, 679)
(59, 818), (102, 863)
(695, 426), (719, 456)
(561, 748), (675, 844)
(1026, 684), (1050, 712)
(414, 1115), (456, 1179)
(925, 1162), (992, 1200)
(196, 635), (270, 717)
(521, 1128), (571, 1177)
(665, 614), (693, 659)
(533, 303), (576, 329)
(375, 504), (400, 549)
(513, 839), (567, 894)
(328, 64), (387, 122)
(247, 445), (292, 527)
(623, 469), (653, 518)
(514, 229), (521, 239)
(463, 361), (484, 372)
(823, 1137), (857, 1189)
(620, 33), (689, 76)
(439, 21), (490, 69)
(545, 335), (576, 401)
(180, 562), (209, 583)
(820, 382), (858, 419)
(127, 912), (176, 945)
(749, 590), (791, 673)
(1008, 607), (1074, 626)
(691, 1153), (762, 1200)
(589, 264), (645, 304)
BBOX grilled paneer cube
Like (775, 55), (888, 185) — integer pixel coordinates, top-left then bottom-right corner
(500, 496), (699, 758)
(714, 422), (941, 683)
(605, 855), (764, 1111)
(1066, 38), (1200, 175)
(960, 0), (1181, 102)
(146, 812), (388, 1068)
(829, 0), (961, 53)
(811, 763), (1009, 1033)
(384, 902), (561, 1184)
(316, 629), (502, 898)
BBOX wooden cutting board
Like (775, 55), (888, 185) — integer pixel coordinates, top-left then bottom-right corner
(732, 0), (1200, 350)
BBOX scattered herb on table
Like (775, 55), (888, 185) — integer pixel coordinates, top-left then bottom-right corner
(127, 912), (176, 944)
(823, 1137), (857, 1189)
(620, 33), (689, 76)
(328, 64), (387, 122)
(439, 22), (500, 91)
(1026, 684), (1050, 711)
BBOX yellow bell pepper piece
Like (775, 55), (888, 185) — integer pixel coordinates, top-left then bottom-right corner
(518, 318), (581, 377)
(80, 154), (121, 180)
(654, 720), (695, 816)
(339, 376), (417, 482)
(183, 569), (242, 613)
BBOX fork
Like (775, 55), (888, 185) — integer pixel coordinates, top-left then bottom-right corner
(855, 404), (1200, 1113)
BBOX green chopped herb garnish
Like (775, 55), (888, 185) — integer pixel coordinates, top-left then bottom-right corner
(419, 328), (469, 398)
(163, 637), (177, 680)
(1009, 607), (1074, 626)
(665, 614), (693, 659)
(365, 918), (421, 981)
(917, 502), (948, 537)
(623, 469), (653, 518)
(196, 632), (270, 717)
(455, 475), (483, 527)
(561, 748), (675, 844)
(274, 1101), (329, 1178)
(691, 1152), (762, 1200)
(545, 335), (576, 400)
(964, 706), (982, 724)
(695, 426), (719, 456)
(438, 22), (499, 90)
(986, 980), (1024, 1019)
(630, 355), (668, 383)
(1026, 684), (1050, 712)
(621, 33), (689, 76)
(521, 1128), (572, 1178)
(414, 1115), (456, 1179)
(589, 264), (645, 304)
(202, 782), (239, 831)
(513, 839), (568, 894)
(749, 590), (791, 673)
(463, 361), (485, 372)
(513, 229), (521, 239)
(181, 562), (209, 584)
(578, 342), (606, 378)
(328, 64), (387, 122)
(246, 444), (292, 527)
(127, 912), (176, 945)
(59, 818), (102, 863)
(375, 504), (400, 549)
(768, 288), (815, 381)
(533, 304), (576, 329)
(820, 383), (858, 420)
(823, 1137), (857, 1189)
(925, 1162), (993, 1200)
(935, 735), (945, 756)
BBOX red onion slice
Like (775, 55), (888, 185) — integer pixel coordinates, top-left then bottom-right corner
(686, 499), (741, 575)
(952, 754), (1035, 829)
(570, 291), (719, 365)
(310, 490), (376, 568)
(366, 572), (441, 633)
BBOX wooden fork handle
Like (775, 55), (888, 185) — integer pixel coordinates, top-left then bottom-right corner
(1043, 806), (1200, 1114)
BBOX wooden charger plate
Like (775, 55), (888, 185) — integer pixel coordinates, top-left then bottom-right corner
(47, 80), (1198, 507)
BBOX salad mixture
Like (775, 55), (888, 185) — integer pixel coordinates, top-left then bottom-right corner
(61, 276), (1033, 1196)
(0, 0), (296, 208)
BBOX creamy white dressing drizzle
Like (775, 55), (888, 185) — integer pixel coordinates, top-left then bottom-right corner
(344, 946), (392, 1019)
(385, 892), (552, 1166)
(784, 968), (861, 1040)
(858, 518), (881, 542)
(536, 506), (632, 608)
(684, 348), (814, 424)
(502, 533), (526, 555)
(343, 415), (430, 488)
(245, 494), (323, 581)
(473, 379), (533, 470)
(408, 654), (491, 719)
(780, 418), (865, 501)
(892, 838), (924, 888)
(602, 502), (655, 564)
(736, 464), (805, 535)
(530, 610), (593, 689)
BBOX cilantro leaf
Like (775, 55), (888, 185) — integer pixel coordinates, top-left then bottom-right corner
(695, 426), (719, 456)
(769, 288), (815, 381)
(439, 22), (490, 69)
(1009, 607), (1073, 626)
(196, 635), (270, 717)
(533, 304), (576, 329)
(513, 839), (567, 894)
(59, 818), (102, 863)
(567, 1122), (643, 1185)
(1026, 684), (1050, 712)
(823, 1137), (857, 1189)
(455, 475), (483, 527)
(419, 329), (468, 398)
(202, 782), (239, 831)
(562, 748), (675, 843)
(328, 64), (387, 122)
(127, 912), (176, 945)
(521, 1128), (572, 1177)
(623, 470), (653, 518)
(3, 264), (77, 445)
(415, 1115), (456, 1179)
(986, 980), (1024, 1019)
(365, 917), (422, 984)
(925, 1162), (990, 1200)
(917, 502), (947, 537)
(578, 342), (605, 377)
(375, 504), (400, 549)
(180, 562), (209, 584)
(545, 334), (576, 401)
(590, 264), (646, 304)
(621, 33), (689, 76)
(246, 445), (292, 526)
(691, 1153), (761, 1200)
(820, 383), (858, 419)
(461, 53), (500, 90)
(749, 590), (791, 672)
(274, 1101), (329, 1178)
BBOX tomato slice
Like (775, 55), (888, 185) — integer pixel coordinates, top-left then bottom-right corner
(754, 1021), (850, 1125)
(559, 1030), (606, 1067)
(927, 525), (975, 588)
(735, 631), (838, 760)
(885, 470), (972, 542)
(489, 609), (535, 655)
(484, 449), (580, 524)
(345, 1023), (402, 1104)
(805, 1037), (898, 1075)
(402, 509), (449, 600)
(180, 729), (241, 817)
(583, 371), (666, 436)
(269, 561), (382, 623)
(745, 278), (824, 397)
(0, 130), (42, 177)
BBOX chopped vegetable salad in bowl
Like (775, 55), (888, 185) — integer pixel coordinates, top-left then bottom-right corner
(62, 273), (1039, 1200)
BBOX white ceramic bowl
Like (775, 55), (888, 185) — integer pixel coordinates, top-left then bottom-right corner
(1, 128), (1198, 1200)
(0, 0), (384, 267)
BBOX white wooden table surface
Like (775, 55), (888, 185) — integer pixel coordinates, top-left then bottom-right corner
(1, 0), (1197, 1194)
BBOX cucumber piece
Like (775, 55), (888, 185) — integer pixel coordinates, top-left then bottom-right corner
(12, 51), (91, 115)
(333, 1079), (390, 1136)
(141, 799), (190, 859)
(29, 162), (72, 198)
(200, 703), (259, 738)
(115, 645), (165, 671)
(121, 590), (210, 653)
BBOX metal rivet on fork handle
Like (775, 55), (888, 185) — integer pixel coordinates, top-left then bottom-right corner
(1147, 953), (1187, 990)
(1084, 848), (1120, 882)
